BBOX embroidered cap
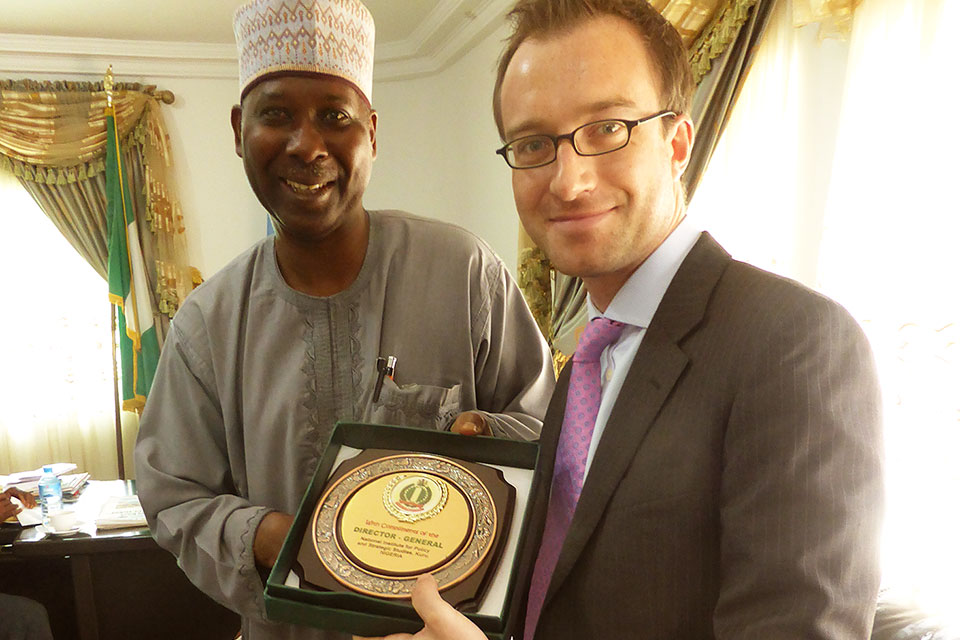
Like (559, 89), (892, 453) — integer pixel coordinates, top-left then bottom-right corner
(233, 0), (376, 104)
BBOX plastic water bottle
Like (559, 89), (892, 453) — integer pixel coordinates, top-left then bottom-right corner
(38, 465), (62, 525)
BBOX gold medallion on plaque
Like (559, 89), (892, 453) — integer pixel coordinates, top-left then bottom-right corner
(383, 474), (448, 522)
(295, 449), (515, 609)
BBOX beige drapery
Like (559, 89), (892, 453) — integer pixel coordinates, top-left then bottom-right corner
(684, 0), (777, 197)
(518, 0), (857, 367)
(793, 0), (860, 38)
(0, 79), (199, 339)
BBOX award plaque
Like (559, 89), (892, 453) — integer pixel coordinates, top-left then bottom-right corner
(295, 449), (515, 610)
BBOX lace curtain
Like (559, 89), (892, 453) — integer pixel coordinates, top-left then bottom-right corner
(793, 0), (861, 38)
(815, 0), (959, 621)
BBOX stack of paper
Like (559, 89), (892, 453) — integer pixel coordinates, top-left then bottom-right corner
(59, 473), (90, 500)
(15, 506), (42, 527)
(6, 463), (77, 483)
(95, 495), (148, 530)
(6, 472), (90, 500)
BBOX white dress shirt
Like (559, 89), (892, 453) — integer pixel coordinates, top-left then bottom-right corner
(582, 216), (703, 475)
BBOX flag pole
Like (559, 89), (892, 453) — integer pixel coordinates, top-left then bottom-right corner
(106, 66), (126, 480)
(111, 303), (126, 480)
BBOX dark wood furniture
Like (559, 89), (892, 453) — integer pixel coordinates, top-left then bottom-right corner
(0, 480), (239, 640)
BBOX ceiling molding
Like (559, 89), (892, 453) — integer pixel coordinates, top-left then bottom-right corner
(0, 33), (237, 79)
(377, 0), (471, 61)
(0, 0), (512, 83)
(374, 0), (512, 81)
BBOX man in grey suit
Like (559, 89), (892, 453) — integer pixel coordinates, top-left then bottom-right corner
(367, 0), (884, 638)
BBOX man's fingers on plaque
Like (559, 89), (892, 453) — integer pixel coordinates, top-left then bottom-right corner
(410, 574), (486, 640)
(450, 412), (489, 436)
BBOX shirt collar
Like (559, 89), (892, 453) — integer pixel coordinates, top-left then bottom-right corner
(587, 215), (703, 328)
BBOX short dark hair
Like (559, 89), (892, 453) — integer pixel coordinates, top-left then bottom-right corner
(492, 0), (694, 138)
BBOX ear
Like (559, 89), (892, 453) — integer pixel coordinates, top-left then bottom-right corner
(230, 105), (243, 158)
(368, 110), (378, 160)
(668, 114), (695, 182)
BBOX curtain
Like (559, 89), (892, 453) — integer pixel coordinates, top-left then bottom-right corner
(793, 0), (861, 38)
(814, 0), (960, 622)
(0, 170), (140, 480)
(0, 80), (199, 342)
(684, 0), (776, 198)
(518, 227), (585, 376)
(689, 0), (960, 624)
(0, 78), (199, 478)
(686, 0), (848, 284)
(18, 176), (109, 277)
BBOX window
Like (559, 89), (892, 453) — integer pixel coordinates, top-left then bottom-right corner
(0, 171), (132, 479)
(690, 0), (960, 623)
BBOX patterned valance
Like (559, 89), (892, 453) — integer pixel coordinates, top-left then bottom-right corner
(649, 0), (761, 83)
(0, 80), (170, 181)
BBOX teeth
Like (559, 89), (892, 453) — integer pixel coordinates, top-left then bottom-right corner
(285, 179), (322, 194)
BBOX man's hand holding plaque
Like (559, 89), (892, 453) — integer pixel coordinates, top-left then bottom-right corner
(352, 574), (488, 640)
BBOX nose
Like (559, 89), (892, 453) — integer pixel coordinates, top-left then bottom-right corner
(286, 119), (329, 164)
(549, 139), (596, 201)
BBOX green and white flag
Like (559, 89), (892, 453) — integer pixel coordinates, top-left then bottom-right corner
(106, 106), (159, 412)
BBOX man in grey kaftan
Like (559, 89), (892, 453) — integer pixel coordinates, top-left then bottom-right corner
(136, 210), (554, 639)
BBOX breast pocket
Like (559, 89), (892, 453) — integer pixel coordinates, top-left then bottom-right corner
(366, 377), (462, 431)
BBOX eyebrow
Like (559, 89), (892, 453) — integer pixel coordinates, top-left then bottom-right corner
(504, 98), (641, 140)
(255, 91), (352, 105)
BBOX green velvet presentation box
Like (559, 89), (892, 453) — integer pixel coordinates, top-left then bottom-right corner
(265, 421), (542, 639)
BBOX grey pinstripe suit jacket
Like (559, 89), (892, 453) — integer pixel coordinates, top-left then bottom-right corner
(517, 233), (884, 639)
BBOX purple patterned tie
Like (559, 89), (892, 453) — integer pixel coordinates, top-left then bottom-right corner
(524, 317), (626, 639)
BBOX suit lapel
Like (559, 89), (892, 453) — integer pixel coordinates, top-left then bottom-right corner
(543, 232), (731, 605)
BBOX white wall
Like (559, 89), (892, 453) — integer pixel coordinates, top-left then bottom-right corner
(146, 76), (265, 277)
(367, 23), (520, 270)
(0, 25), (521, 278)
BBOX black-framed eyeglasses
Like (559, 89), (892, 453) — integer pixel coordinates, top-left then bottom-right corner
(495, 110), (676, 169)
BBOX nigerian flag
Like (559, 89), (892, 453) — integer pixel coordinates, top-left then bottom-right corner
(106, 105), (160, 412)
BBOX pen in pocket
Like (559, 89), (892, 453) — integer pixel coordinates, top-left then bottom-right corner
(372, 356), (398, 403)
(373, 357), (386, 403)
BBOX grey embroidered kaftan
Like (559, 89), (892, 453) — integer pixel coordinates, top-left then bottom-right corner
(134, 210), (555, 639)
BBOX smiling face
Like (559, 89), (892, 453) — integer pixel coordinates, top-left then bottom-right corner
(499, 15), (694, 308)
(231, 74), (377, 246)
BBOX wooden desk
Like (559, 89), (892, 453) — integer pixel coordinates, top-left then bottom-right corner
(0, 480), (239, 640)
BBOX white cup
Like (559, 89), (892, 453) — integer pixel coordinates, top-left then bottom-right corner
(49, 509), (77, 532)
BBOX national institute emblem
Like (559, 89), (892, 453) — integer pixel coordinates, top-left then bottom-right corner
(383, 473), (448, 522)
